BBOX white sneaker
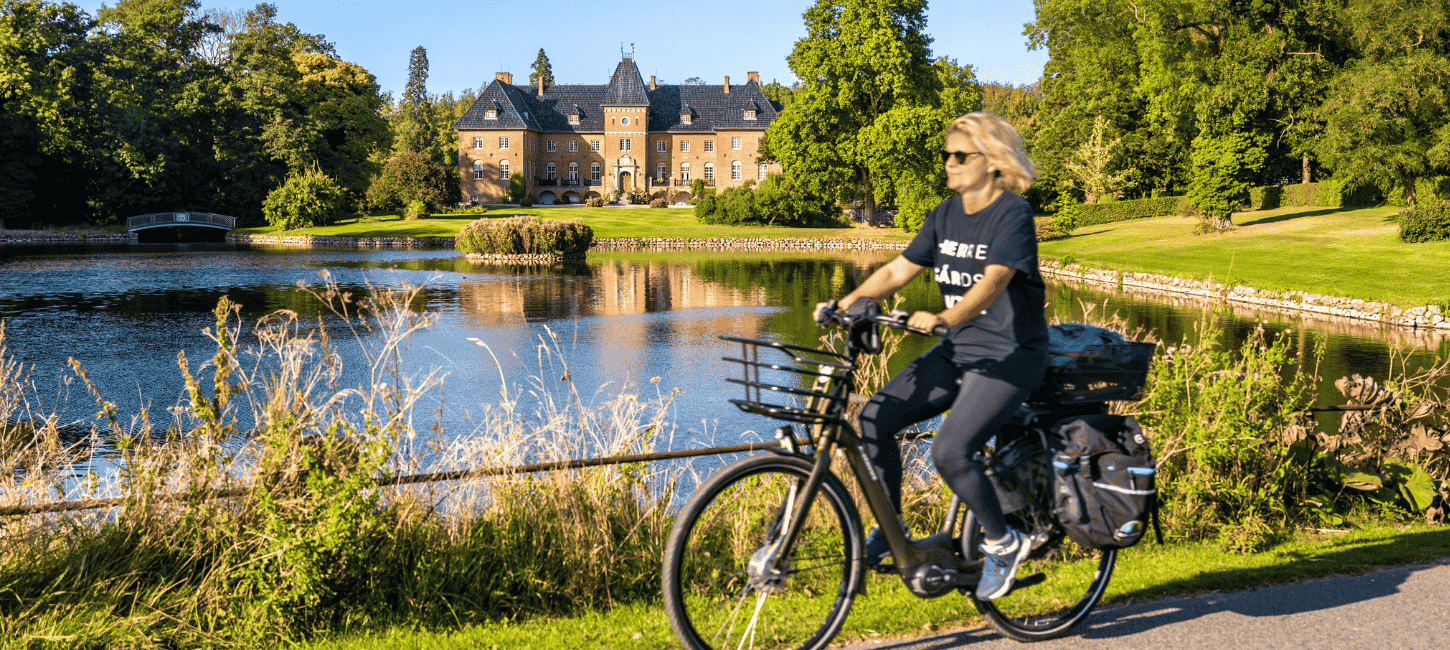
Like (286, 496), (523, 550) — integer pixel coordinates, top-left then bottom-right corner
(976, 528), (1031, 600)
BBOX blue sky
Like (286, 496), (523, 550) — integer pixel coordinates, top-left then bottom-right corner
(80, 1), (1048, 98)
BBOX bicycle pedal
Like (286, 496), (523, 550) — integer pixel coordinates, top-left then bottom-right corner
(1007, 572), (1046, 594)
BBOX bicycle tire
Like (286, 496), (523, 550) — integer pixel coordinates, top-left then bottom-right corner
(963, 510), (1116, 642)
(663, 453), (864, 650)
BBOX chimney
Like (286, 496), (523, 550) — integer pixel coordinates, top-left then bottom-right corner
(723, 76), (730, 93)
(496, 71), (512, 85)
(747, 71), (759, 84)
(649, 75), (656, 91)
(538, 75), (544, 96)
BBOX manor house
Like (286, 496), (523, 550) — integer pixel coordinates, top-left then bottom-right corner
(455, 55), (781, 204)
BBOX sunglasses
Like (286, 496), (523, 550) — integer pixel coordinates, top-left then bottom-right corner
(940, 150), (984, 165)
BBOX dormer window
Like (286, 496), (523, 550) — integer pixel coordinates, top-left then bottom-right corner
(744, 109), (757, 120)
(568, 114), (580, 125)
(681, 113), (692, 124)
(485, 109), (497, 120)
(567, 104), (582, 125)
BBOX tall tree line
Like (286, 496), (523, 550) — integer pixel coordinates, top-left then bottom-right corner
(1, 0), (392, 226)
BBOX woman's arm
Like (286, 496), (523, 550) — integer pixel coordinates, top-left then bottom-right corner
(905, 264), (1015, 332)
(813, 255), (926, 321)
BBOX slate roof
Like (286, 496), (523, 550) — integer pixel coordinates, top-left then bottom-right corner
(454, 58), (778, 134)
(601, 58), (650, 106)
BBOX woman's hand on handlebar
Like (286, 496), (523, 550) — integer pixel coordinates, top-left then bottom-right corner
(814, 296), (860, 326)
(907, 310), (948, 334)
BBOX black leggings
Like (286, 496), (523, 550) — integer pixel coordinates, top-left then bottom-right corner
(857, 343), (1044, 541)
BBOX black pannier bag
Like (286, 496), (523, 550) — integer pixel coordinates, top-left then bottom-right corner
(1050, 414), (1160, 550)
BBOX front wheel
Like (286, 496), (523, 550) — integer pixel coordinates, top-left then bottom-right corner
(662, 453), (864, 650)
(964, 512), (1116, 642)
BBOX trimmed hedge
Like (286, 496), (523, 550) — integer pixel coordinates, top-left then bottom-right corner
(1246, 181), (1382, 210)
(1074, 195), (1190, 226)
(1399, 198), (1450, 243)
(455, 216), (594, 256)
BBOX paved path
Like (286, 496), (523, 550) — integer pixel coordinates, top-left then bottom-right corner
(841, 559), (1450, 650)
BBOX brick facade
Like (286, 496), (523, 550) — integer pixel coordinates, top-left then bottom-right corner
(455, 59), (782, 204)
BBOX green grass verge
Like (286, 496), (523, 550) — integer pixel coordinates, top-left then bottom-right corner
(302, 521), (1450, 650)
(231, 208), (912, 241)
(1040, 205), (1450, 307)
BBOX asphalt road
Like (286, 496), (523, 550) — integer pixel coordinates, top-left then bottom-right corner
(840, 558), (1450, 650)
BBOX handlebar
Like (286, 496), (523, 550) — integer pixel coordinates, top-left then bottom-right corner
(816, 300), (950, 338)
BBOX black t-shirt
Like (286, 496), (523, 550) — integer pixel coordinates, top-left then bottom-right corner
(901, 192), (1048, 360)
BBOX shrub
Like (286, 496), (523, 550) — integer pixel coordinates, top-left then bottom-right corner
(402, 200), (430, 220)
(585, 196), (604, 208)
(1246, 186), (1282, 210)
(690, 178), (706, 202)
(1188, 132), (1268, 230)
(1034, 216), (1070, 241)
(649, 198), (667, 208)
(264, 166), (345, 230)
(519, 193), (534, 208)
(455, 216), (594, 256)
(366, 151), (450, 212)
(1278, 180), (1381, 208)
(1071, 195), (1188, 227)
(1399, 198), (1450, 243)
(695, 174), (835, 227)
(508, 174), (527, 204)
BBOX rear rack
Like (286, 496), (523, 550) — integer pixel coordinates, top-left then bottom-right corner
(720, 335), (853, 426)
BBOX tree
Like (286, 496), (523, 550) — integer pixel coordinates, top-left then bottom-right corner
(395, 46), (434, 156)
(767, 0), (941, 221)
(761, 80), (797, 109)
(681, 76), (705, 85)
(528, 48), (553, 87)
(1315, 0), (1450, 207)
(365, 150), (449, 211)
(1063, 115), (1134, 203)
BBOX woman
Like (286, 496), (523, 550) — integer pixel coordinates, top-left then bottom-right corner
(814, 111), (1048, 600)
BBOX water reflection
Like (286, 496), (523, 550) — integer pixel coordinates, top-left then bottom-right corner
(0, 243), (1444, 465)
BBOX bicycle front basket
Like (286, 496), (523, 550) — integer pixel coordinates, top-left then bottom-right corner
(1037, 341), (1156, 404)
(719, 335), (853, 426)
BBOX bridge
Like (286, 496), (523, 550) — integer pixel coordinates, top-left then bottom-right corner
(126, 212), (236, 232)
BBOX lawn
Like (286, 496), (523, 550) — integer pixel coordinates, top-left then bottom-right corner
(231, 206), (914, 241)
(1040, 205), (1450, 308)
(301, 521), (1450, 650)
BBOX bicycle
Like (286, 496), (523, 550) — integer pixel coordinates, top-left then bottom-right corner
(662, 301), (1154, 649)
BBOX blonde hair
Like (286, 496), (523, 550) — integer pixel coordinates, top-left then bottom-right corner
(945, 112), (1035, 194)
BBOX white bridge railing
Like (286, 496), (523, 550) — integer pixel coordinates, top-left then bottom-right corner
(126, 212), (236, 231)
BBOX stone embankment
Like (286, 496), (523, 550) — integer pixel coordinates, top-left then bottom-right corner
(588, 237), (910, 252)
(0, 231), (137, 244)
(226, 234), (455, 248)
(1041, 261), (1449, 331)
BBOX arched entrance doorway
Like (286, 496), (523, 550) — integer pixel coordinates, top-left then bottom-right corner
(619, 171), (633, 193)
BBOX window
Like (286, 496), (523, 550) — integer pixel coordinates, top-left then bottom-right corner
(546, 162), (556, 180)
(759, 163), (768, 180)
(473, 161), (484, 180)
(657, 140), (666, 153)
(731, 161), (742, 180)
(704, 163), (714, 181)
(703, 140), (714, 152)
(568, 140), (578, 152)
(485, 109), (497, 119)
(546, 140), (556, 152)
(590, 140), (601, 152)
(568, 114), (580, 125)
(680, 163), (690, 180)
(499, 136), (509, 149)
(619, 138), (631, 151)
(499, 160), (510, 179)
(568, 162), (579, 181)
(680, 140), (691, 153)
(590, 163), (601, 181)
(657, 164), (666, 180)
(472, 137), (484, 149)
(744, 109), (757, 120)
(681, 113), (692, 124)
(732, 137), (743, 150)
(621, 117), (630, 125)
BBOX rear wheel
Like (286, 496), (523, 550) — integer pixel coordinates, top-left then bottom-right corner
(662, 453), (864, 650)
(964, 511), (1116, 641)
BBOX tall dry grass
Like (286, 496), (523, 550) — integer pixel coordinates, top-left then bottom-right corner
(0, 278), (682, 648)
